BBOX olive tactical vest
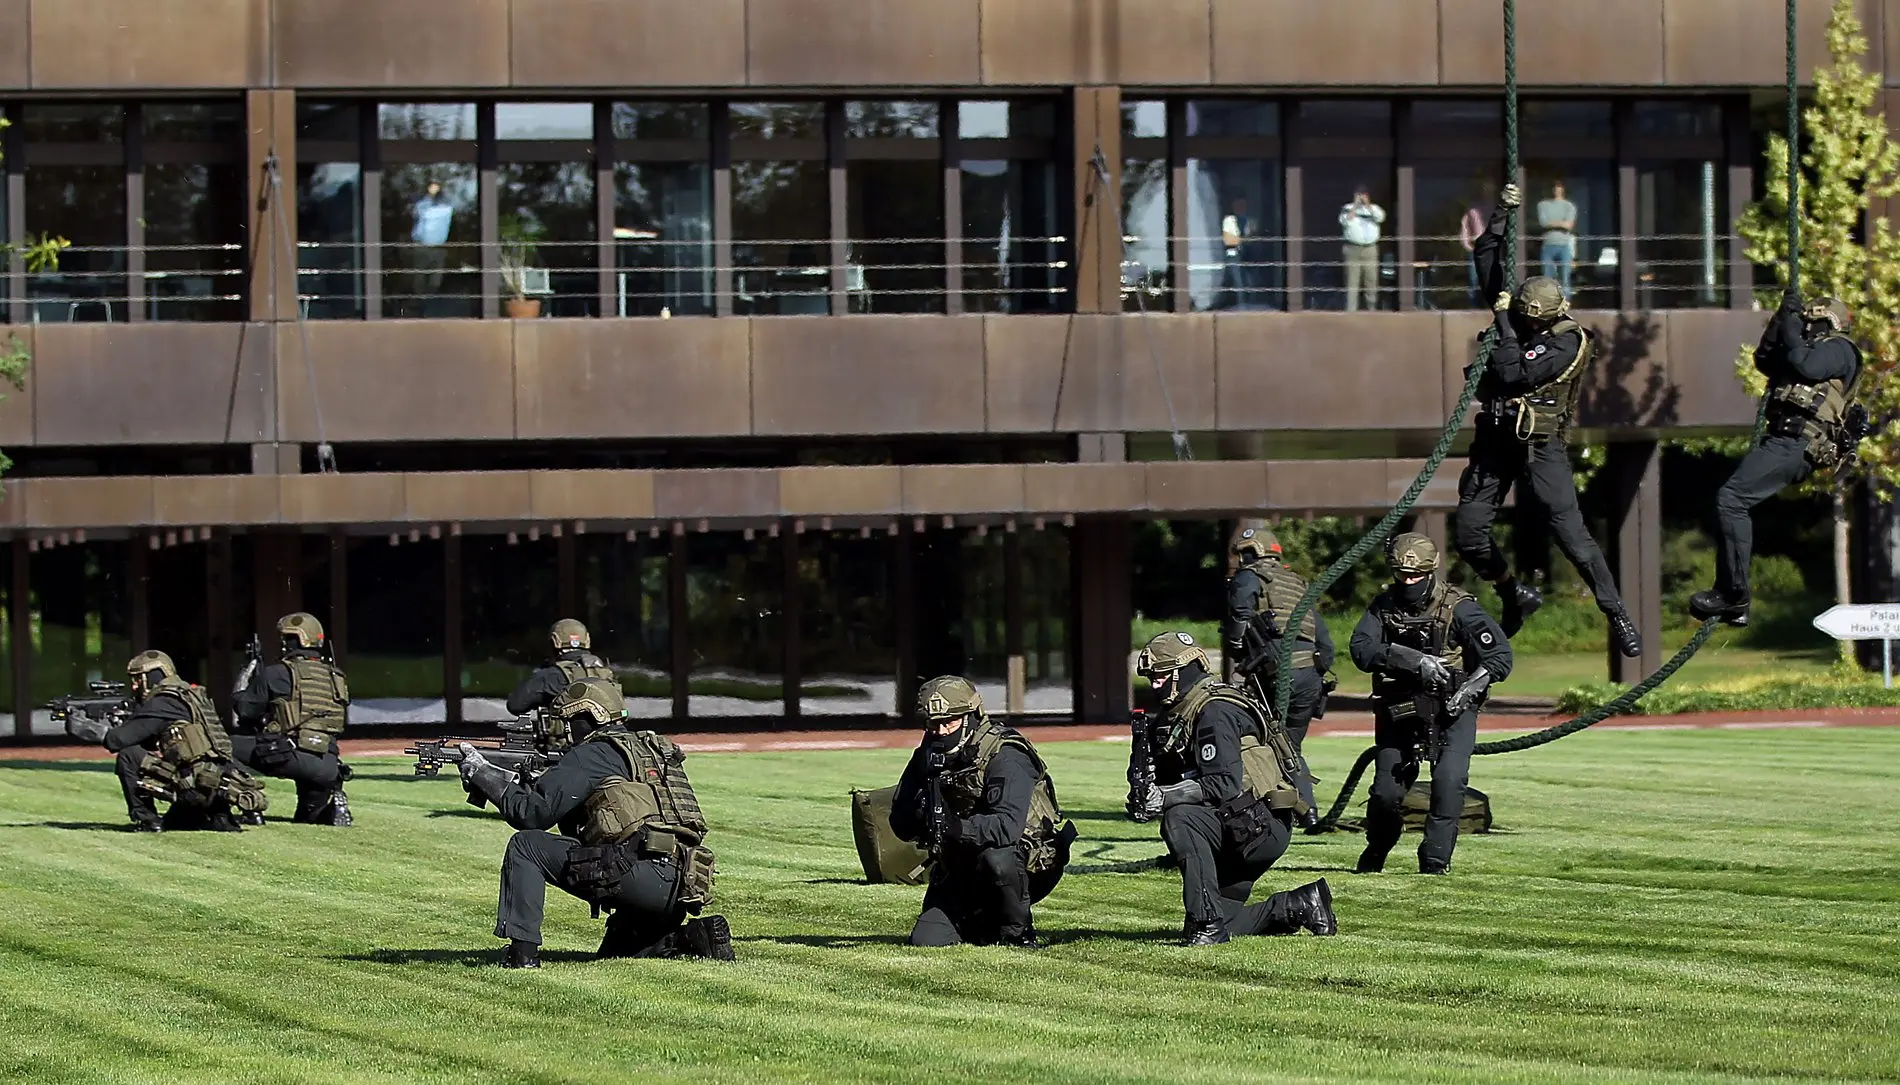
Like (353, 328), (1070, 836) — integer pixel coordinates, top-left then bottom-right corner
(939, 720), (1070, 872)
(1501, 317), (1595, 443)
(1167, 680), (1309, 815)
(139, 678), (265, 814)
(1371, 581), (1472, 703)
(1767, 333), (1863, 466)
(571, 727), (709, 851)
(1238, 558), (1319, 671)
(151, 677), (232, 764)
(268, 655), (349, 752)
(543, 654), (617, 752)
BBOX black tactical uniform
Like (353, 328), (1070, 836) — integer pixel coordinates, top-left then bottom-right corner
(232, 646), (350, 824)
(890, 712), (1075, 948)
(1694, 293), (1863, 623)
(1349, 551), (1513, 874)
(1131, 633), (1336, 945)
(1459, 195), (1638, 656)
(1225, 544), (1335, 814)
(506, 649), (616, 716)
(102, 653), (266, 832)
(106, 695), (193, 830)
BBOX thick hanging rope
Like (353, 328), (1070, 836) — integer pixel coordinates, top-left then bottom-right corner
(1787, 0), (1801, 298)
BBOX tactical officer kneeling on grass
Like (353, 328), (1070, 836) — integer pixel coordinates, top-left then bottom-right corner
(1349, 533), (1512, 875)
(506, 619), (618, 718)
(459, 678), (730, 969)
(230, 612), (353, 827)
(68, 650), (268, 833)
(1129, 633), (1337, 946)
(889, 677), (1077, 949)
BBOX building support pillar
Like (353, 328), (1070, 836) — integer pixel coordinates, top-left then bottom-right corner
(11, 540), (31, 742)
(895, 523), (918, 723)
(1605, 440), (1663, 683)
(207, 530), (236, 722)
(1005, 529), (1026, 718)
(781, 525), (802, 724)
(443, 534), (463, 727)
(668, 532), (689, 723)
(1071, 514), (1132, 724)
(328, 529), (349, 668)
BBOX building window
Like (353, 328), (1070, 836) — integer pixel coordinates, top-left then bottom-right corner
(142, 103), (246, 321)
(1632, 101), (1727, 308)
(730, 102), (828, 316)
(378, 103), (479, 318)
(21, 104), (127, 323)
(296, 101), (365, 319)
(577, 535), (672, 717)
(1184, 100), (1283, 311)
(845, 100), (943, 314)
(1121, 100), (1170, 312)
(1523, 101), (1616, 309)
(612, 102), (712, 317)
(1296, 100), (1394, 312)
(497, 102), (597, 317)
(957, 100), (1060, 313)
(1411, 100), (1504, 311)
(799, 530), (896, 715)
(686, 533), (785, 717)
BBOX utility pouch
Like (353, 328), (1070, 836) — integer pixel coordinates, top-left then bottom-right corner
(252, 734), (297, 772)
(293, 729), (333, 755)
(222, 768), (269, 815)
(1217, 794), (1277, 848)
(676, 845), (717, 913)
(565, 842), (636, 900)
(1026, 820), (1078, 875)
(137, 756), (181, 800)
(167, 721), (214, 763)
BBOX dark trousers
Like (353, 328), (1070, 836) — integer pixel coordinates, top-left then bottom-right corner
(910, 842), (1068, 947)
(230, 734), (343, 822)
(496, 829), (684, 949)
(1363, 707), (1478, 869)
(1240, 664), (1323, 812)
(1714, 435), (1811, 599)
(1455, 421), (1622, 611)
(115, 747), (159, 824)
(114, 747), (232, 830)
(1160, 803), (1306, 935)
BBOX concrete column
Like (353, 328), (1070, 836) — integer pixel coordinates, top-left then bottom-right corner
(781, 525), (801, 723)
(1071, 515), (1133, 723)
(11, 540), (31, 742)
(1071, 87), (1123, 314)
(1605, 440), (1663, 682)
(1004, 530), (1026, 717)
(1415, 510), (1449, 558)
(443, 534), (463, 727)
(207, 530), (235, 721)
(668, 532), (689, 722)
(245, 89), (297, 324)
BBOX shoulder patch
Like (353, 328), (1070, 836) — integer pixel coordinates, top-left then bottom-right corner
(1199, 742), (1218, 763)
(1525, 349), (1538, 359)
(1480, 630), (1495, 646)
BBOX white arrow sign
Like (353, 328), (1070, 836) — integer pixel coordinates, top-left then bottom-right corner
(1812, 603), (1900, 641)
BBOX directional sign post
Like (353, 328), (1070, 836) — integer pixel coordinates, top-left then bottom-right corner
(1812, 604), (1900, 688)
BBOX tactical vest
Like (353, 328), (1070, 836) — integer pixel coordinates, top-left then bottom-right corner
(1238, 559), (1319, 671)
(939, 720), (1071, 873)
(268, 655), (349, 754)
(543, 654), (618, 752)
(139, 679), (265, 815)
(1499, 318), (1595, 443)
(1370, 581), (1472, 723)
(1766, 335), (1863, 466)
(1168, 680), (1310, 815)
(571, 727), (709, 851)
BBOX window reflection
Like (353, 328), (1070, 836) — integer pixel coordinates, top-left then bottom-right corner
(1187, 160), (1282, 311)
(19, 104), (122, 143)
(299, 162), (364, 318)
(1523, 101), (1614, 140)
(799, 531), (895, 716)
(614, 103), (712, 317)
(1638, 159), (1724, 308)
(578, 536), (672, 718)
(145, 163), (245, 321)
(382, 165), (479, 318)
(143, 102), (241, 142)
(499, 161), (597, 318)
(496, 102), (593, 141)
(1187, 100), (1277, 137)
(1122, 100), (1170, 311)
(731, 102), (823, 141)
(461, 536), (556, 720)
(846, 101), (941, 314)
(686, 534), (783, 718)
(1524, 162), (1616, 309)
(1412, 101), (1503, 311)
(378, 103), (476, 141)
(733, 161), (829, 315)
(345, 538), (445, 712)
(961, 158), (1059, 313)
(25, 165), (126, 322)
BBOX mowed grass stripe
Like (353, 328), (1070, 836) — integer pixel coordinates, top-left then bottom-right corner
(0, 728), (1895, 1084)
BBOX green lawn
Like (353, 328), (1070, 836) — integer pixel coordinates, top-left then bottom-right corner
(2, 729), (1897, 1083)
(1331, 643), (1840, 701)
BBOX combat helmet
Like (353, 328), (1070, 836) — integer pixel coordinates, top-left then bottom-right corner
(1386, 532), (1441, 576)
(917, 675), (986, 726)
(557, 677), (626, 726)
(1513, 275), (1569, 321)
(278, 611), (326, 649)
(550, 618), (591, 652)
(1804, 296), (1852, 335)
(1135, 632), (1211, 708)
(1231, 526), (1282, 563)
(126, 649), (178, 696)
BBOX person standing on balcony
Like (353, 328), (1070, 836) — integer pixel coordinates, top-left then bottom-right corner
(1221, 197), (1255, 309)
(1339, 185), (1386, 311)
(1536, 181), (1578, 296)
(410, 180), (455, 313)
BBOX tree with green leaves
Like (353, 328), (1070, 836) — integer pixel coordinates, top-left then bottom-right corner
(0, 116), (68, 475)
(1729, 0), (1900, 634)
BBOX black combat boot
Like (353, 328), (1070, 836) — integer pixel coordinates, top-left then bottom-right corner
(1284, 879), (1338, 936)
(1354, 848), (1386, 874)
(679, 915), (736, 962)
(998, 926), (1044, 950)
(1689, 589), (1750, 627)
(1497, 578), (1543, 636)
(1418, 858), (1452, 875)
(128, 818), (162, 833)
(239, 809), (267, 827)
(1607, 606), (1643, 659)
(1182, 920), (1231, 947)
(327, 789), (353, 827)
(503, 939), (541, 969)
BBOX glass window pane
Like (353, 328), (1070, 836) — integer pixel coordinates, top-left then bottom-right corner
(1023, 529), (1072, 715)
(1186, 158), (1283, 311)
(958, 100), (1056, 140)
(731, 102), (824, 141)
(613, 102), (709, 141)
(1414, 165), (1499, 310)
(1632, 101), (1723, 139)
(143, 102), (242, 142)
(846, 100), (938, 139)
(25, 166), (127, 322)
(1412, 100), (1501, 139)
(847, 155), (944, 314)
(1123, 157), (1170, 311)
(732, 160), (829, 315)
(496, 102), (594, 141)
(577, 536), (672, 718)
(145, 163), (246, 321)
(686, 535), (783, 719)
(378, 103), (476, 141)
(1186, 100), (1278, 137)
(1122, 100), (1166, 139)
(1523, 101), (1613, 140)
(499, 161), (598, 317)
(1304, 165), (1393, 310)
(1637, 159), (1725, 308)
(345, 539), (445, 713)
(19, 103), (123, 143)
(614, 161), (712, 317)
(298, 101), (360, 142)
(799, 531), (896, 716)
(460, 537), (555, 720)
(961, 158), (1061, 313)
(381, 164), (479, 318)
(299, 161), (365, 319)
(1523, 163), (1616, 309)
(1297, 100), (1390, 137)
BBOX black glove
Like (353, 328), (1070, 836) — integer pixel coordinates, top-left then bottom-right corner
(1780, 288), (1803, 313)
(1445, 670), (1493, 717)
(1126, 783), (1162, 823)
(1417, 656), (1452, 692)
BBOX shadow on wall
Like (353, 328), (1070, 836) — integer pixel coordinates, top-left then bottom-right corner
(1577, 312), (1678, 428)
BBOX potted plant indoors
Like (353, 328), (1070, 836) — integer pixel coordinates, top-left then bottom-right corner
(499, 214), (546, 318)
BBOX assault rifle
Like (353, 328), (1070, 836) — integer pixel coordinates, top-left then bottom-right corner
(406, 715), (563, 808)
(50, 682), (130, 740)
(1126, 709), (1159, 823)
(923, 749), (948, 856)
(1233, 623), (1285, 724)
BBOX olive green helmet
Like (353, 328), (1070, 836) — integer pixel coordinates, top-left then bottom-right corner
(126, 650), (177, 685)
(550, 618), (591, 652)
(1514, 275), (1569, 320)
(1804, 296), (1851, 334)
(556, 677), (626, 726)
(1136, 632), (1210, 709)
(917, 675), (985, 724)
(1386, 532), (1440, 576)
(278, 611), (325, 649)
(1232, 526), (1282, 563)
